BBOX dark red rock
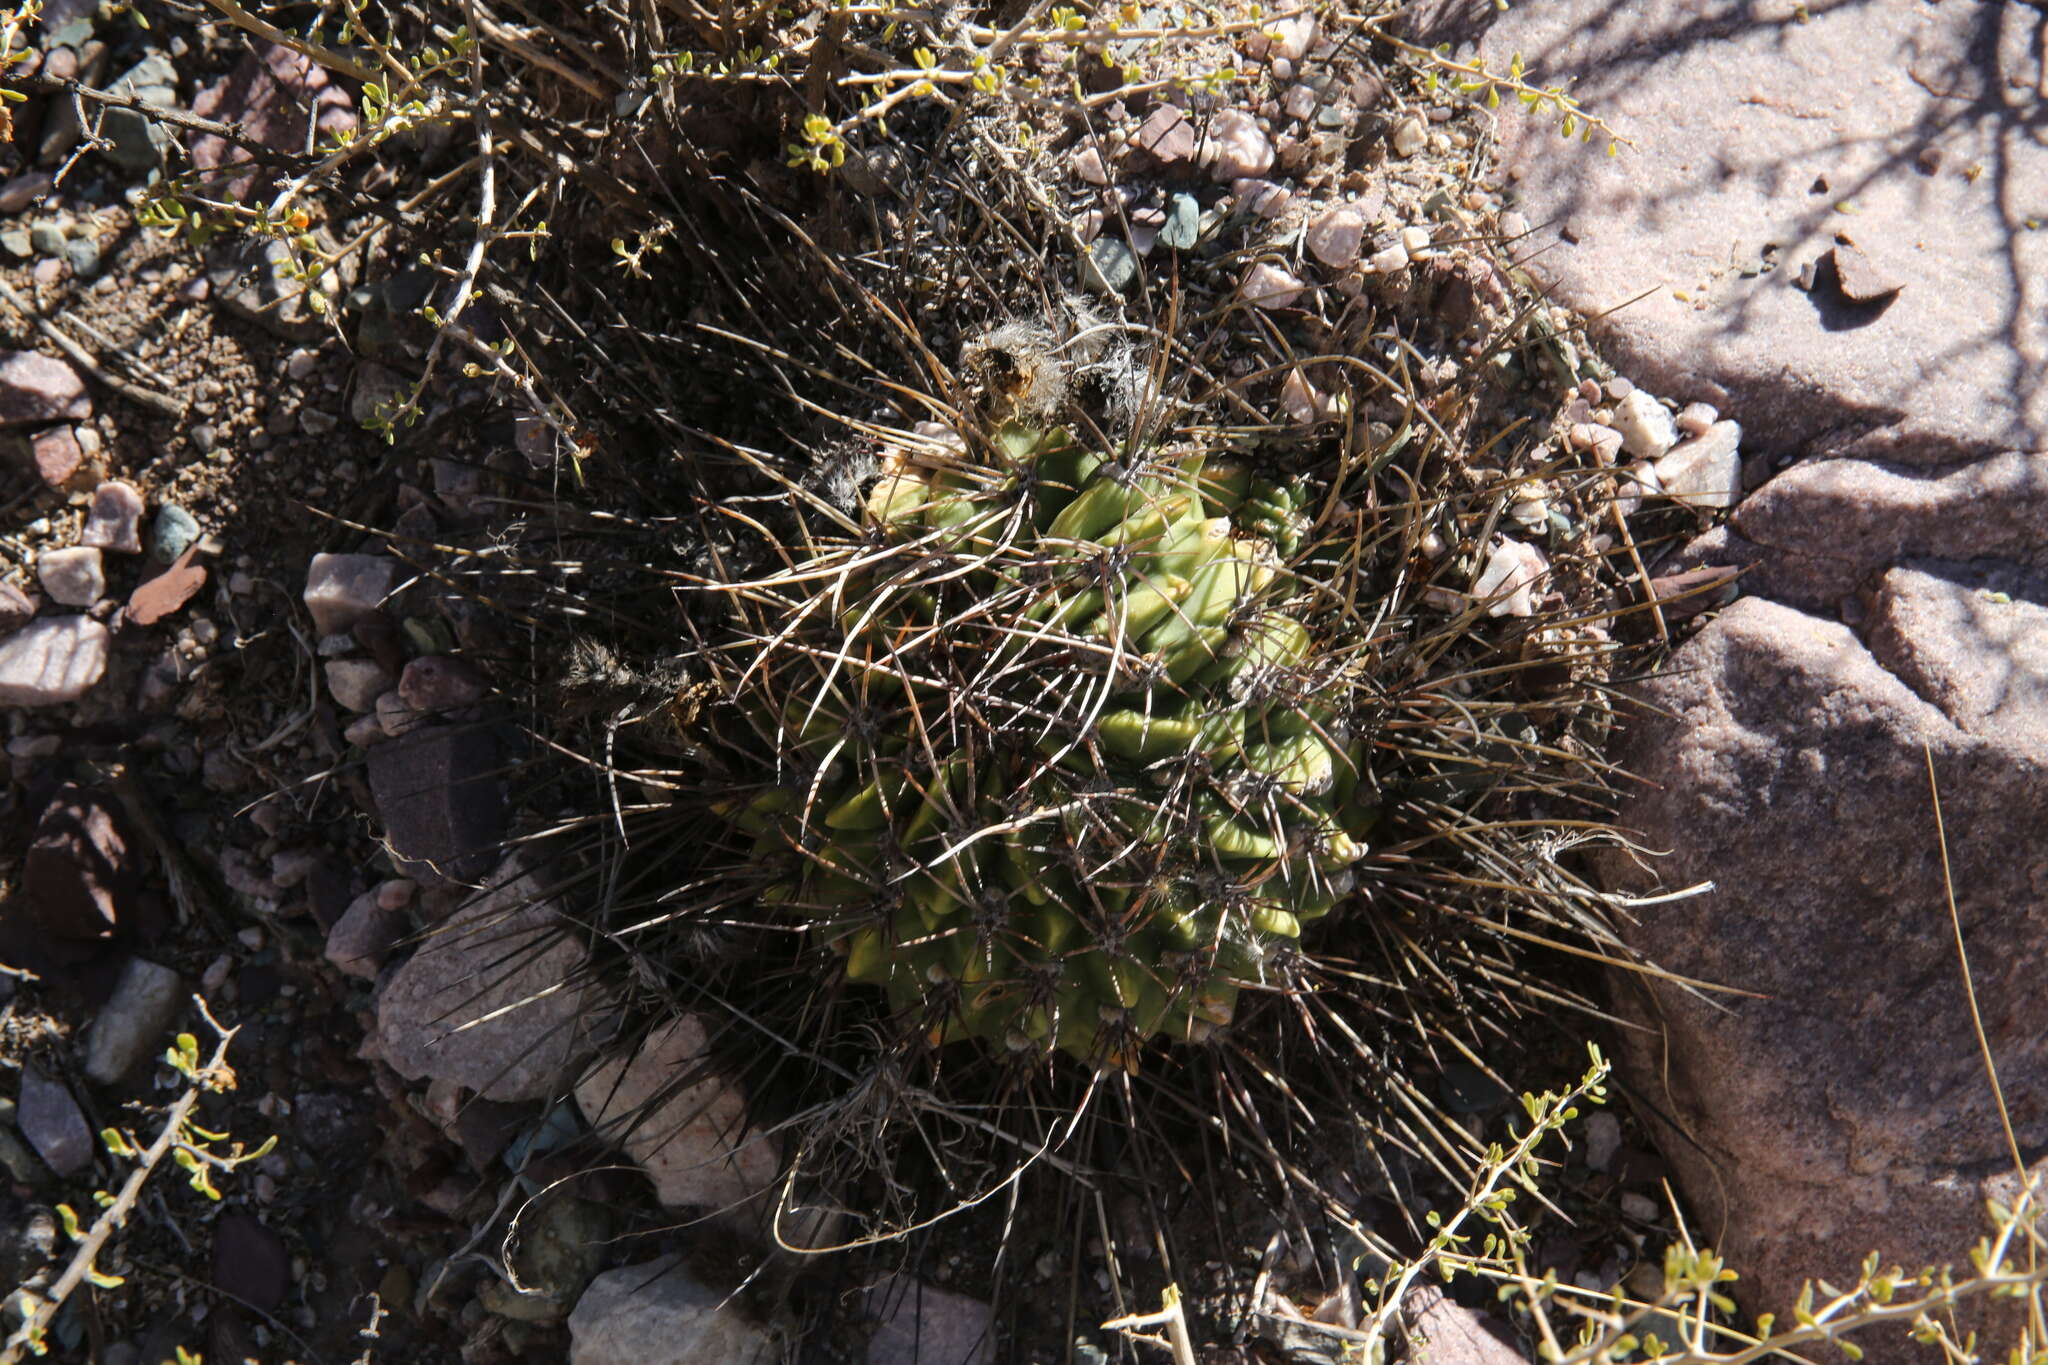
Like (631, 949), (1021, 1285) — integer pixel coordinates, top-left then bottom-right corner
(374, 851), (602, 1101)
(304, 856), (354, 932)
(188, 42), (357, 199)
(351, 609), (406, 679)
(366, 724), (505, 887)
(210, 1212), (289, 1311)
(4, 784), (137, 974)
(452, 1096), (531, 1171)
(127, 547), (207, 626)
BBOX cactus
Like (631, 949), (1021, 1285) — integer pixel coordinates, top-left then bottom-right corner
(717, 420), (1377, 1069)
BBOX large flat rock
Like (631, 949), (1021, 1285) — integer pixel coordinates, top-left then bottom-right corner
(1596, 597), (2048, 1350)
(1407, 8), (2048, 1344)
(375, 853), (608, 1102)
(1422, 0), (2046, 465)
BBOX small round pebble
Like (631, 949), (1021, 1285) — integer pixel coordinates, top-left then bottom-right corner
(148, 504), (201, 563)
(324, 658), (393, 713)
(343, 713), (389, 747)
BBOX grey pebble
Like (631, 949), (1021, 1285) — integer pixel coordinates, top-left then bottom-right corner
(28, 220), (66, 256)
(1159, 193), (1201, 251)
(0, 228), (30, 258)
(63, 237), (100, 279)
(16, 1065), (93, 1177)
(148, 504), (201, 563)
(1081, 237), (1137, 294)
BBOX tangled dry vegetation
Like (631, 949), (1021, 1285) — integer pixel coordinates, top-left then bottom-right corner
(8, 0), (2046, 1358)
(313, 0), (1682, 1351)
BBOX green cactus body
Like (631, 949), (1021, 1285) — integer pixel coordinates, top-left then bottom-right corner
(733, 423), (1376, 1069)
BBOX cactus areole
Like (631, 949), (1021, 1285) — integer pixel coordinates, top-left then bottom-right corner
(719, 422), (1377, 1070)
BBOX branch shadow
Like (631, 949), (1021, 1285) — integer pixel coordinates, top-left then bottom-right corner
(1408, 0), (2047, 464)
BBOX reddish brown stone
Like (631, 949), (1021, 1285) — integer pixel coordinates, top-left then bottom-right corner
(366, 723), (504, 887)
(127, 546), (207, 626)
(4, 784), (137, 974)
(397, 654), (488, 713)
(188, 42), (357, 199)
(30, 425), (91, 491)
(1128, 106), (1197, 164)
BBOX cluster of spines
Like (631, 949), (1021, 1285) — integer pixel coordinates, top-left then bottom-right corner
(718, 422), (1374, 1067)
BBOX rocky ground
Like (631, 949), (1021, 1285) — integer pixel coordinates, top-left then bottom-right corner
(0, 0), (2041, 1363)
